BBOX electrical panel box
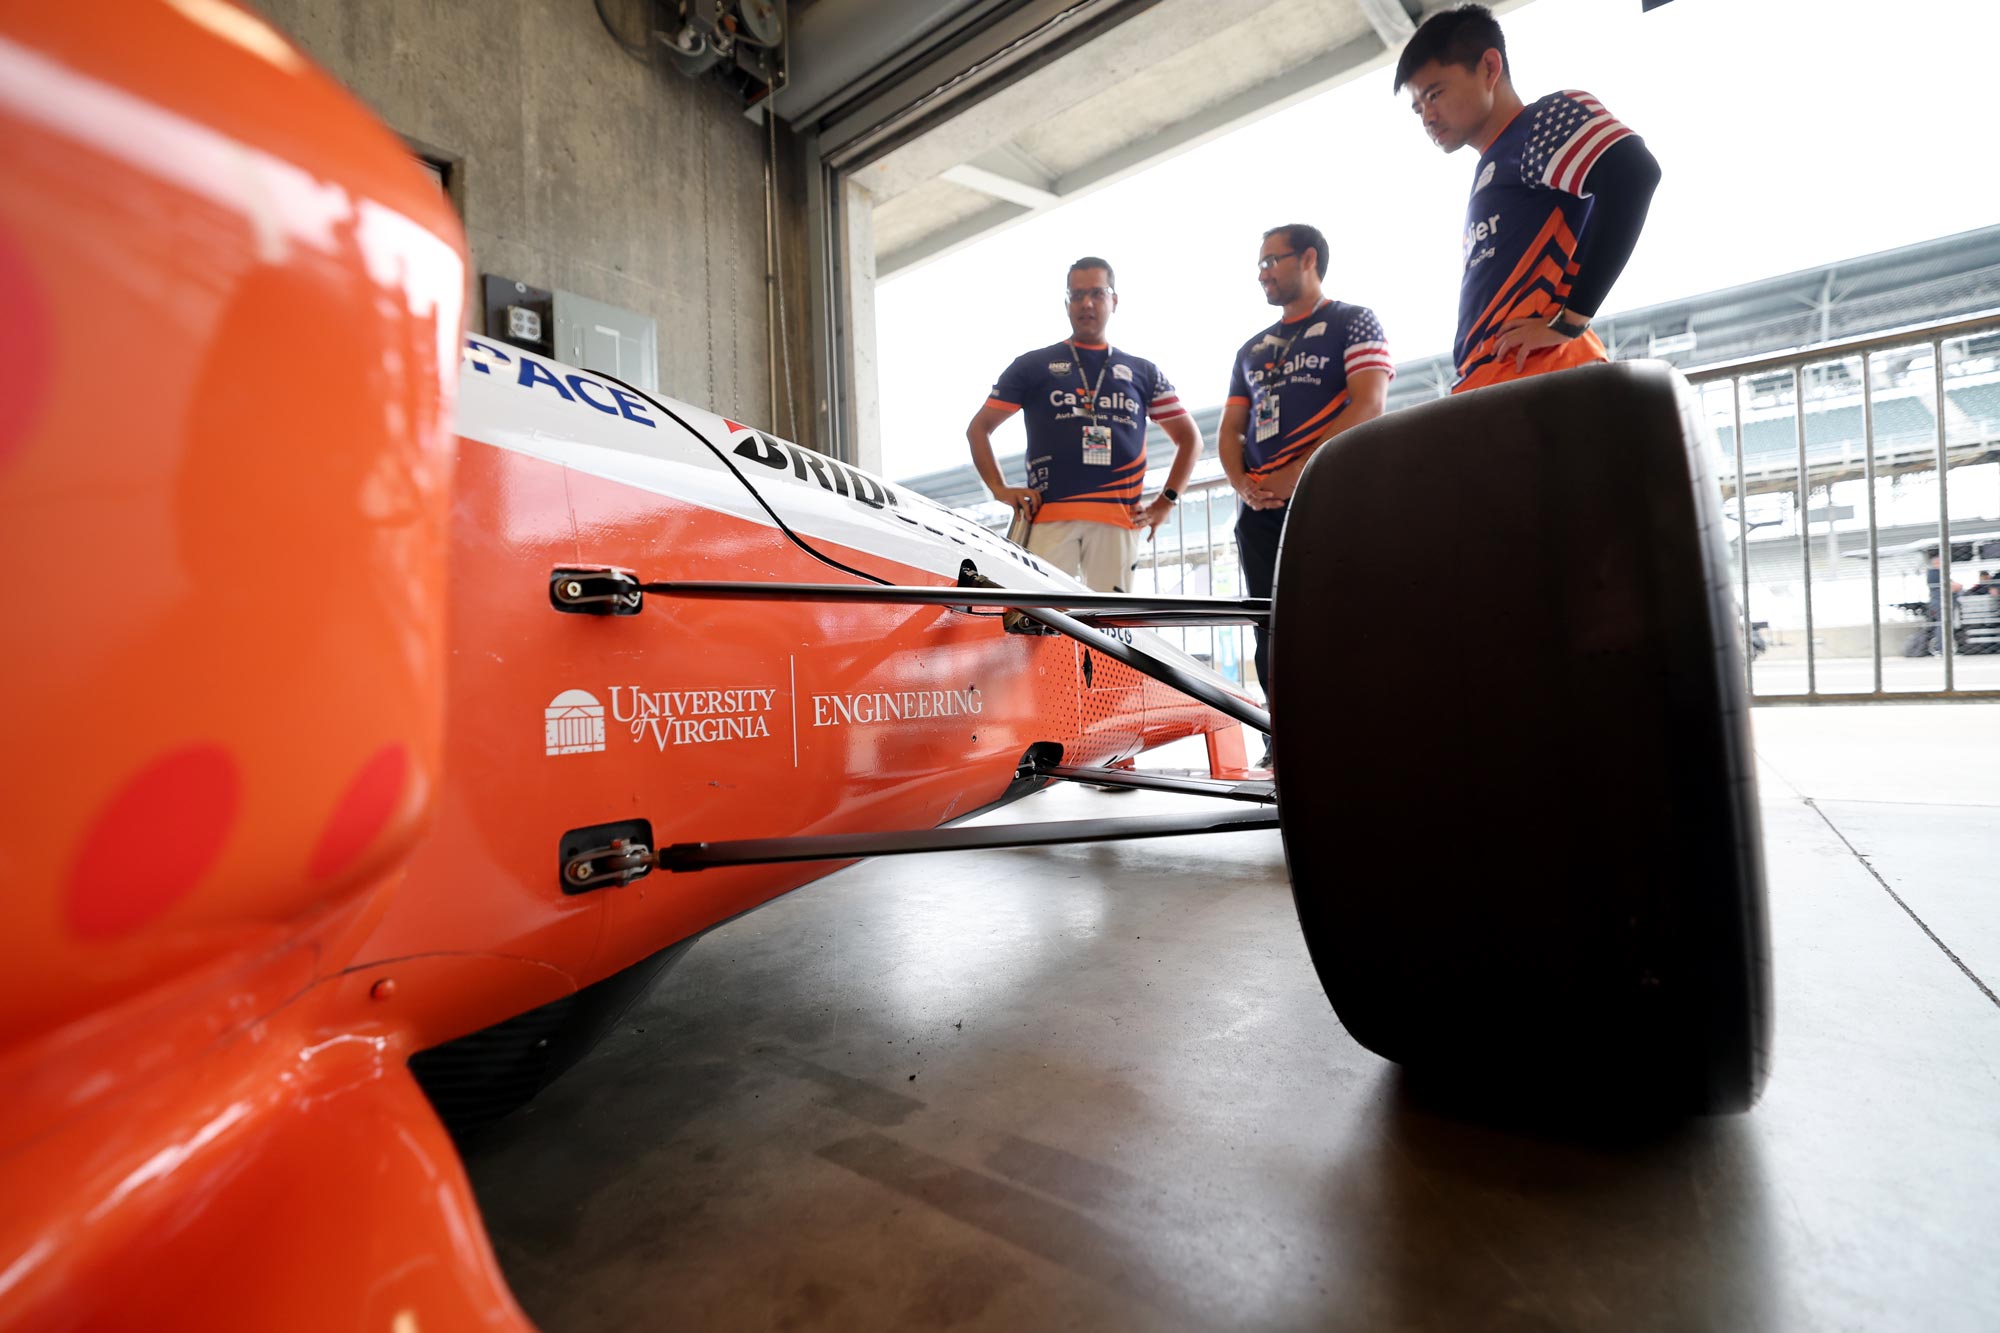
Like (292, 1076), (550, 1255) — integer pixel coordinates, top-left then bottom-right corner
(553, 290), (659, 393)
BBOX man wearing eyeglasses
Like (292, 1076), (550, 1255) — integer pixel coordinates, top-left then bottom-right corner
(1395, 4), (1661, 393)
(1221, 225), (1393, 720)
(966, 256), (1200, 592)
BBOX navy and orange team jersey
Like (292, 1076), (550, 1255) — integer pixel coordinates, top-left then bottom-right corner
(1453, 90), (1636, 393)
(987, 341), (1187, 527)
(1226, 301), (1392, 487)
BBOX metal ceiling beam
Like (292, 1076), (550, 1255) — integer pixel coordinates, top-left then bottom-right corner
(856, 0), (1298, 200)
(879, 29), (1390, 278)
(865, 0), (1544, 277)
(1051, 29), (1385, 198)
(941, 163), (1057, 207)
(941, 145), (1060, 208)
(879, 197), (1032, 276)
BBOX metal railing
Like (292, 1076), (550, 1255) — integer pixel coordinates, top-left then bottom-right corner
(1131, 478), (1251, 687)
(1125, 310), (2000, 704)
(1687, 310), (2000, 703)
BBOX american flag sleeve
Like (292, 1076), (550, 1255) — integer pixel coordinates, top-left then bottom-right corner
(1147, 364), (1187, 422)
(1342, 308), (1394, 380)
(1524, 90), (1636, 197)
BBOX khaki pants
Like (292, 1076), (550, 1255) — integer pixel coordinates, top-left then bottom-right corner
(1027, 519), (1140, 593)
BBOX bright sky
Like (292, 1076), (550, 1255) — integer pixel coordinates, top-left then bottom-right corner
(875, 0), (2000, 480)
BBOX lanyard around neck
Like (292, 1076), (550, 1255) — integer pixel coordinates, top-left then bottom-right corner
(1069, 341), (1113, 425)
(1262, 300), (1331, 374)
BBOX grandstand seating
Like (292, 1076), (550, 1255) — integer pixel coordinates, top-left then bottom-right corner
(1714, 395), (1943, 461)
(1949, 381), (2000, 434)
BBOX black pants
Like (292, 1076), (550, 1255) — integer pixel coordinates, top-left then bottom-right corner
(1236, 504), (1286, 698)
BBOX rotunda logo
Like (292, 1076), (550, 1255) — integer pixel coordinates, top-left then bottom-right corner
(545, 689), (606, 756)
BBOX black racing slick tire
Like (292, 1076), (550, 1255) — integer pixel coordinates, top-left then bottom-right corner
(1270, 361), (1770, 1115)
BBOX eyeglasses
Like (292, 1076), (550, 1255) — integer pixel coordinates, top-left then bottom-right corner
(1256, 251), (1298, 272)
(1065, 286), (1114, 303)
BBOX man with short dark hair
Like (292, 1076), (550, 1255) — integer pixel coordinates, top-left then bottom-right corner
(967, 257), (1200, 591)
(1219, 225), (1392, 732)
(1395, 4), (1661, 393)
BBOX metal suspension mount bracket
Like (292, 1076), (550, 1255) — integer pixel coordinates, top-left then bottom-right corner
(551, 566), (644, 616)
(560, 819), (656, 894)
(563, 840), (653, 893)
(958, 559), (1048, 636)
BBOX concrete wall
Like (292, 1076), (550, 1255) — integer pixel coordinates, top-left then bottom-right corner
(254, 0), (816, 444)
(841, 177), (883, 474)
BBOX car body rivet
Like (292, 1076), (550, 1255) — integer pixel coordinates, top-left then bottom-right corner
(563, 580), (584, 599)
(369, 978), (397, 1001)
(572, 862), (594, 881)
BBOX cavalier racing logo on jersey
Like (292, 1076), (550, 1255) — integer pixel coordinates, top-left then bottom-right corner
(545, 689), (607, 756)
(1304, 321), (1327, 339)
(1475, 160), (1496, 193)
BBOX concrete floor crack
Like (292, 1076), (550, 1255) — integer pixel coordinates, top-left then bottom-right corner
(1803, 796), (2000, 1010)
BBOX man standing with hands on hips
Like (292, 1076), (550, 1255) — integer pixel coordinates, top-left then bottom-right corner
(1395, 3), (1661, 392)
(967, 256), (1201, 593)
(1221, 224), (1392, 754)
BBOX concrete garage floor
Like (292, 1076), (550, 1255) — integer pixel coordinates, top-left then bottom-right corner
(462, 706), (2000, 1332)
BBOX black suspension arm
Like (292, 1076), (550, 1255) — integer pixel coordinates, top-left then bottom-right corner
(1072, 611), (1266, 629)
(1012, 603), (1271, 735)
(659, 807), (1279, 871)
(1042, 766), (1276, 803)
(643, 580), (1267, 620)
(642, 579), (1273, 736)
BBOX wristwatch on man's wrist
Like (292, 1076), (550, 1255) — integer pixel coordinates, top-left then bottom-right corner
(1161, 487), (1180, 504)
(1549, 311), (1592, 340)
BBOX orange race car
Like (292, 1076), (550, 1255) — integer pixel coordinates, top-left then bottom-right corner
(0, 5), (1769, 1330)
